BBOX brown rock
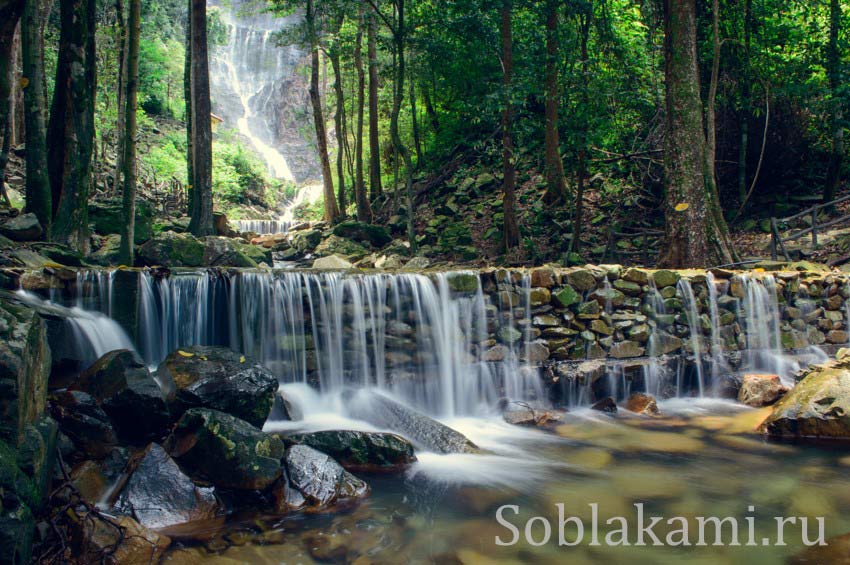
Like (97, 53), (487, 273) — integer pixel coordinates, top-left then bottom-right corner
(738, 374), (788, 407)
(623, 393), (660, 416)
(591, 397), (618, 413)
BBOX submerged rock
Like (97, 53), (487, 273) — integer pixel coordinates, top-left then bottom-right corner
(345, 390), (478, 454)
(285, 430), (416, 473)
(116, 443), (219, 529)
(284, 444), (369, 507)
(165, 408), (285, 490)
(761, 360), (850, 441)
(591, 397), (618, 413)
(73, 350), (170, 442)
(738, 374), (788, 407)
(158, 346), (277, 427)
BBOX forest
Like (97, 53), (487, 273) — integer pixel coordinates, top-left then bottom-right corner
(0, 0), (846, 270)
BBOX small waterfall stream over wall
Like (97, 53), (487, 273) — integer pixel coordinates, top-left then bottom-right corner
(32, 266), (850, 417)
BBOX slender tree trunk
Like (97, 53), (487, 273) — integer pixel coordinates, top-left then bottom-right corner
(22, 0), (52, 227)
(0, 0), (24, 208)
(737, 0), (752, 204)
(113, 0), (127, 195)
(307, 0), (339, 223)
(8, 23), (21, 148)
(501, 0), (519, 251)
(409, 77), (423, 166)
(542, 0), (567, 205)
(422, 80), (439, 133)
(824, 0), (843, 207)
(367, 7), (382, 200)
(48, 0), (96, 253)
(0, 98), (12, 207)
(184, 0), (193, 214)
(354, 6), (371, 221)
(188, 0), (214, 235)
(330, 46), (347, 217)
(118, 0), (140, 264)
(660, 0), (730, 267)
(571, 10), (591, 254)
(703, 0), (735, 259)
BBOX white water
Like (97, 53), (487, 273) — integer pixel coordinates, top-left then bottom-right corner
(235, 182), (324, 236)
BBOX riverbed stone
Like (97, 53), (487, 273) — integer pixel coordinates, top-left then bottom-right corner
(652, 269), (680, 288)
(312, 254), (355, 270)
(530, 267), (556, 289)
(332, 221), (392, 248)
(590, 288), (626, 307)
(138, 231), (206, 267)
(73, 350), (170, 442)
(70, 512), (170, 564)
(529, 287), (551, 307)
(116, 443), (220, 529)
(613, 279), (642, 296)
(49, 391), (118, 459)
(0, 213), (43, 242)
(165, 408), (285, 490)
(284, 430), (416, 473)
(158, 346), (277, 428)
(761, 359), (850, 440)
(738, 374), (788, 407)
(565, 269), (597, 291)
(284, 444), (369, 507)
(553, 285), (580, 307)
(623, 392), (660, 416)
(609, 341), (645, 359)
(622, 268), (650, 285)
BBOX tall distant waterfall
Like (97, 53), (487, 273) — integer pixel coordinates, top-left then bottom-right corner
(208, 0), (320, 184)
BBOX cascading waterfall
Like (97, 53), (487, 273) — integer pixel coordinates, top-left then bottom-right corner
(235, 219), (292, 235)
(677, 278), (706, 397)
(705, 272), (729, 392)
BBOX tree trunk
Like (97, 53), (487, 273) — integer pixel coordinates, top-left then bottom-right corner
(330, 45), (347, 217)
(118, 0), (140, 265)
(422, 80), (439, 133)
(354, 6), (371, 221)
(48, 0), (96, 253)
(542, 0), (567, 205)
(824, 0), (843, 207)
(367, 6), (382, 200)
(112, 0), (128, 195)
(8, 23), (21, 148)
(409, 77), (423, 166)
(660, 0), (730, 267)
(307, 0), (339, 224)
(184, 0), (193, 214)
(737, 0), (751, 205)
(501, 0), (519, 251)
(703, 0), (735, 260)
(0, 0), (24, 208)
(22, 0), (52, 227)
(571, 9), (591, 254)
(188, 0), (214, 236)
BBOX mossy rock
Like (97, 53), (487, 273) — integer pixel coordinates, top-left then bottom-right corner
(447, 272), (479, 293)
(138, 231), (206, 267)
(314, 235), (369, 259)
(332, 221), (392, 248)
(553, 285), (580, 307)
(285, 430), (416, 473)
(89, 198), (154, 244)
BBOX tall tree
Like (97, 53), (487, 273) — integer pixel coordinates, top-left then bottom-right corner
(501, 0), (519, 251)
(570, 4), (592, 254)
(0, 0), (24, 209)
(354, 5), (372, 221)
(542, 0), (567, 205)
(306, 0), (340, 223)
(184, 0), (194, 214)
(188, 0), (215, 236)
(22, 0), (52, 228)
(367, 5), (382, 200)
(118, 0), (140, 264)
(112, 0), (128, 194)
(660, 0), (731, 267)
(823, 0), (843, 207)
(48, 0), (97, 252)
(368, 0), (416, 250)
(328, 13), (347, 217)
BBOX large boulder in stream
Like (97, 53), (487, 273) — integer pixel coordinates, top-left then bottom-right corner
(760, 358), (850, 441)
(72, 350), (171, 442)
(285, 430), (416, 473)
(116, 443), (220, 529)
(344, 390), (478, 454)
(284, 444), (369, 507)
(49, 391), (118, 459)
(157, 346), (278, 427)
(164, 408), (284, 490)
(738, 373), (788, 407)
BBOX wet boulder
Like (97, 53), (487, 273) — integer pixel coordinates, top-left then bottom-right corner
(761, 361), (850, 441)
(737, 374), (788, 407)
(284, 444), (369, 507)
(164, 408), (284, 490)
(49, 391), (118, 459)
(203, 236), (271, 267)
(158, 346), (277, 427)
(116, 443), (220, 529)
(502, 405), (564, 427)
(623, 392), (660, 416)
(591, 397), (618, 413)
(73, 350), (171, 442)
(0, 213), (43, 242)
(69, 512), (170, 565)
(138, 231), (206, 267)
(345, 390), (478, 454)
(285, 430), (416, 473)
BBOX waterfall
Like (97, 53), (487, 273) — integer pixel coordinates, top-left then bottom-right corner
(208, 0), (318, 183)
(14, 290), (136, 369)
(135, 270), (543, 418)
(677, 279), (706, 397)
(235, 219), (292, 235)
